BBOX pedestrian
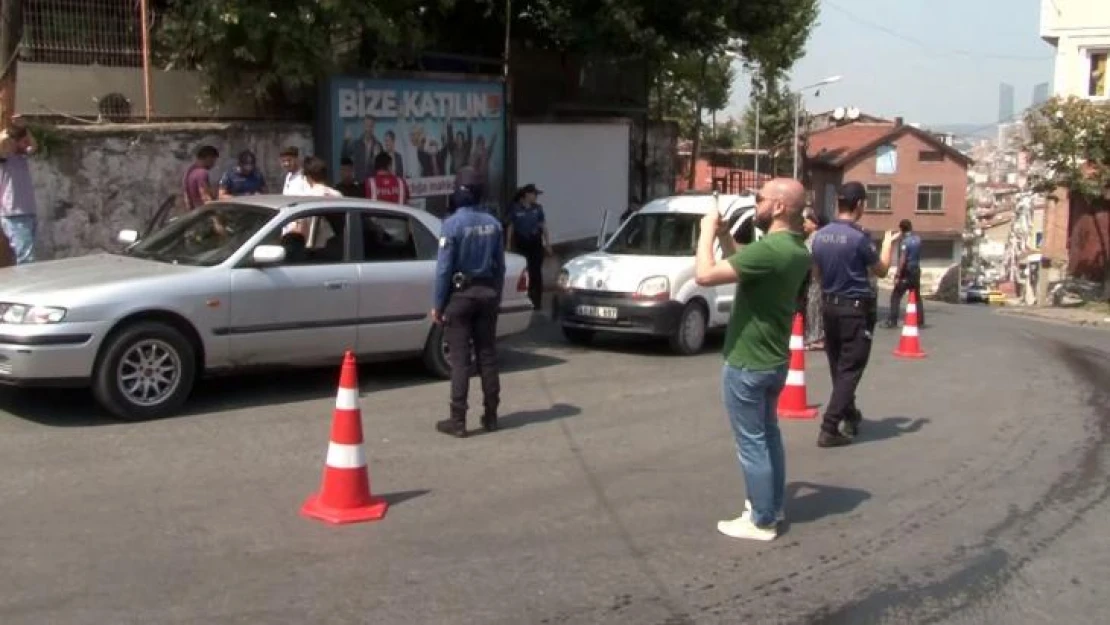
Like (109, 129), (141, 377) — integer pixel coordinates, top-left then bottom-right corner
(217, 150), (266, 198)
(280, 146), (310, 195)
(301, 157), (342, 197)
(365, 152), (410, 205)
(0, 119), (40, 264)
(693, 177), (813, 541)
(810, 181), (900, 448)
(885, 219), (924, 328)
(183, 145), (219, 211)
(506, 183), (551, 309)
(432, 183), (505, 438)
(802, 209), (829, 350)
(334, 156), (365, 198)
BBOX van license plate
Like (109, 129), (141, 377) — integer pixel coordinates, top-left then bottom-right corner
(576, 305), (618, 319)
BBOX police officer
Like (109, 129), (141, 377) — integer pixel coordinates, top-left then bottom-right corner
(810, 182), (901, 448)
(432, 184), (506, 438)
(885, 219), (924, 328)
(506, 183), (551, 309)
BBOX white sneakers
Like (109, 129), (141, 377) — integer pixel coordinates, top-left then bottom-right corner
(717, 512), (777, 541)
(716, 500), (785, 542)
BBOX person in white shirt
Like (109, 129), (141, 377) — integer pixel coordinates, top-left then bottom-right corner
(284, 156), (340, 235)
(280, 146), (310, 195)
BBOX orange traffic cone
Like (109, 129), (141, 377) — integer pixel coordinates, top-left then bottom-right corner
(893, 291), (927, 359)
(778, 313), (819, 419)
(301, 351), (389, 525)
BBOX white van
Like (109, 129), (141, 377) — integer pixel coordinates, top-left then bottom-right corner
(553, 193), (763, 354)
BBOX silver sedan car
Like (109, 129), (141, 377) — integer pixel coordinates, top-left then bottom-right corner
(0, 196), (534, 420)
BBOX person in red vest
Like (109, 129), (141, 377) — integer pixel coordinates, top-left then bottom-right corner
(365, 152), (410, 205)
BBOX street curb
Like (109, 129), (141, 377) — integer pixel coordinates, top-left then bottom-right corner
(995, 307), (1110, 329)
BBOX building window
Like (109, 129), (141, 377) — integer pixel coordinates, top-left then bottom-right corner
(1089, 51), (1108, 97)
(917, 185), (944, 212)
(876, 144), (897, 174)
(866, 185), (893, 212)
(919, 150), (943, 162)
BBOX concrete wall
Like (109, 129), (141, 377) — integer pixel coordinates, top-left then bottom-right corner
(29, 122), (313, 260)
(1040, 0), (1110, 99)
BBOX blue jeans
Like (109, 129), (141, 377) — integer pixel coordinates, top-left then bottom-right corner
(1, 214), (36, 264)
(721, 363), (788, 528)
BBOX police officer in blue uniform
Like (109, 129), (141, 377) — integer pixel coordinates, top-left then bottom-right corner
(506, 183), (551, 309)
(433, 184), (506, 438)
(886, 219), (924, 328)
(811, 182), (901, 448)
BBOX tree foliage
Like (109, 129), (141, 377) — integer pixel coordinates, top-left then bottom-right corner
(156, 0), (820, 116)
(1024, 96), (1110, 199)
(652, 53), (734, 138)
(741, 77), (798, 174)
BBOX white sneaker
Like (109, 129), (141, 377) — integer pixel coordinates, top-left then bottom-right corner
(717, 512), (777, 541)
(745, 499), (785, 524)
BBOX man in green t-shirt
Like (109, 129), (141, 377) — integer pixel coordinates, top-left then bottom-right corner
(694, 178), (812, 541)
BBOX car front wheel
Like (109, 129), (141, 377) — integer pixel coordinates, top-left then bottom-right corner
(423, 324), (476, 379)
(92, 321), (197, 421)
(669, 302), (707, 355)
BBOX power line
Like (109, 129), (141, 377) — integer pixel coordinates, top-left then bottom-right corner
(824, 1), (1053, 62)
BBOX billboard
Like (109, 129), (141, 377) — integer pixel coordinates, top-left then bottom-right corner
(319, 75), (506, 216)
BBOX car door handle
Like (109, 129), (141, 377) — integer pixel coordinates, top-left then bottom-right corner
(323, 280), (350, 290)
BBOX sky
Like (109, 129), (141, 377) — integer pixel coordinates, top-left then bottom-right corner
(724, 0), (1056, 125)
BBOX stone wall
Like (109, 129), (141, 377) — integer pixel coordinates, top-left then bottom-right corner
(29, 122), (313, 260)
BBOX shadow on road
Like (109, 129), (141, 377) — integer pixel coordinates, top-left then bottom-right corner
(500, 402), (581, 430)
(380, 489), (432, 507)
(0, 343), (566, 428)
(784, 481), (872, 526)
(854, 416), (930, 444)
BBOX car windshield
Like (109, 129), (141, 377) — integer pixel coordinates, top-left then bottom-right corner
(604, 212), (701, 257)
(123, 203), (277, 266)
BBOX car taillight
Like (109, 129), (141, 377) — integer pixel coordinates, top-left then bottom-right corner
(516, 269), (529, 292)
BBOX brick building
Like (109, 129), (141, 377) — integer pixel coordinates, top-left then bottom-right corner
(805, 119), (973, 287)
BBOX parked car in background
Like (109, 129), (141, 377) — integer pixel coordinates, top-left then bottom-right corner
(0, 196), (534, 420)
(553, 193), (762, 354)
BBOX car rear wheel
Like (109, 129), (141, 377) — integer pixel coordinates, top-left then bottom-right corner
(423, 324), (476, 379)
(669, 302), (707, 355)
(92, 321), (197, 421)
(561, 325), (595, 346)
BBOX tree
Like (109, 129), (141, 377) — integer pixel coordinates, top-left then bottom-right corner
(158, 0), (820, 118)
(1025, 96), (1110, 292)
(742, 77), (798, 175)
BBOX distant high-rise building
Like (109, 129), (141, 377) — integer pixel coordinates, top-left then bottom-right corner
(1032, 82), (1050, 107)
(998, 83), (1015, 122)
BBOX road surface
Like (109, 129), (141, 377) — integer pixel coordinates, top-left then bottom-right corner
(0, 301), (1107, 624)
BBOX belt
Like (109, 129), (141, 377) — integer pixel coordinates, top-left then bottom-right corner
(452, 273), (497, 289)
(822, 294), (875, 308)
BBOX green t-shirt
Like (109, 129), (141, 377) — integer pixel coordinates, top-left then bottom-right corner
(722, 231), (812, 370)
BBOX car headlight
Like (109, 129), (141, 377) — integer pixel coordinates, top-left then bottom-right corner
(557, 269), (570, 290)
(635, 276), (670, 300)
(0, 303), (67, 324)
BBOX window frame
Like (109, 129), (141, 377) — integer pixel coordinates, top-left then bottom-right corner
(1087, 48), (1108, 99)
(916, 184), (945, 213)
(864, 184), (893, 213)
(918, 150), (944, 163)
(875, 143), (898, 175)
(355, 209), (436, 263)
(239, 208), (358, 268)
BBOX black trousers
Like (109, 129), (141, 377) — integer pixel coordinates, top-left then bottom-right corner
(888, 268), (924, 326)
(516, 238), (545, 309)
(444, 284), (501, 423)
(821, 297), (877, 435)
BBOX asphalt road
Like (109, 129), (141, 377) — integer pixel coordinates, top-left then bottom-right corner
(1, 301), (1108, 625)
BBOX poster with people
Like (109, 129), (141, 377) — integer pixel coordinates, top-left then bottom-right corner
(322, 75), (506, 217)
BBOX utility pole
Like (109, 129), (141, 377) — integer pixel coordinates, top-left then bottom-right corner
(0, 0), (24, 127)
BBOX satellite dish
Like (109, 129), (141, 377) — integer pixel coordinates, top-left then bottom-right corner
(847, 107), (860, 120)
(833, 107), (846, 120)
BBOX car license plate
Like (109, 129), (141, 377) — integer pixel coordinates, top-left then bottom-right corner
(576, 305), (618, 319)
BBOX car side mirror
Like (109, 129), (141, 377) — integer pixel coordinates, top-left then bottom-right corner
(252, 244), (286, 266)
(118, 229), (139, 245)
